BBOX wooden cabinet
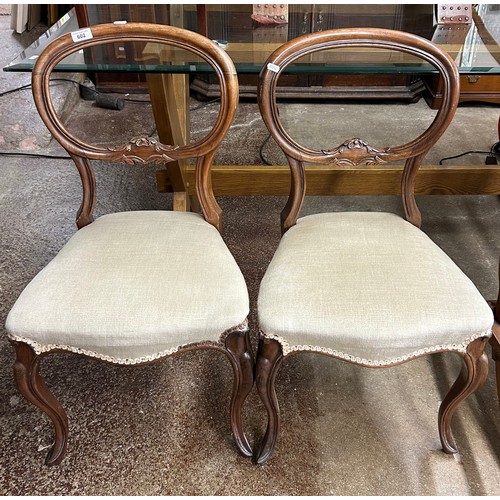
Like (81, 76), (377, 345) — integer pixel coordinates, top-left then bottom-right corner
(75, 4), (500, 106)
(192, 4), (433, 101)
(423, 7), (500, 109)
(424, 73), (500, 109)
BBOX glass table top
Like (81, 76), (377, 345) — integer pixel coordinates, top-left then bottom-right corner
(4, 4), (500, 75)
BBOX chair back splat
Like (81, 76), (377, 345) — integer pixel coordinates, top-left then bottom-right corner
(258, 28), (460, 233)
(32, 23), (238, 231)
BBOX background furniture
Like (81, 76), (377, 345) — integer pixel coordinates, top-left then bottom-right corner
(73, 4), (500, 107)
(424, 4), (500, 107)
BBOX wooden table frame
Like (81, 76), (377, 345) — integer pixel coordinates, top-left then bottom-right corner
(149, 73), (500, 199)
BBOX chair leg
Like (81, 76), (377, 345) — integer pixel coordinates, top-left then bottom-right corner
(255, 337), (283, 464)
(489, 330), (500, 408)
(12, 342), (69, 465)
(225, 329), (254, 457)
(438, 337), (489, 454)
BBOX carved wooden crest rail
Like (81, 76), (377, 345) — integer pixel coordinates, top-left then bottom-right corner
(107, 136), (179, 165)
(321, 138), (391, 166)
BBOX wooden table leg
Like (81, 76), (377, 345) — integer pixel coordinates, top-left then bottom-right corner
(147, 72), (192, 211)
(145, 4), (201, 212)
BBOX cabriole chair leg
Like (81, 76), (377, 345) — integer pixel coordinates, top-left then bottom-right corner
(12, 342), (69, 465)
(438, 336), (489, 454)
(255, 337), (283, 464)
(225, 330), (254, 457)
(489, 330), (500, 409)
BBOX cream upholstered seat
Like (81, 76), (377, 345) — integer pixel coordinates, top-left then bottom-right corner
(7, 211), (249, 363)
(258, 212), (493, 364)
(254, 28), (493, 464)
(6, 23), (253, 466)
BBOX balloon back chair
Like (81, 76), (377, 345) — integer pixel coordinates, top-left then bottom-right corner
(5, 23), (253, 465)
(255, 28), (494, 464)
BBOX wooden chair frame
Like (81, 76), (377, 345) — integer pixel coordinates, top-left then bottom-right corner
(255, 28), (492, 464)
(258, 28), (460, 235)
(10, 23), (253, 465)
(32, 23), (239, 231)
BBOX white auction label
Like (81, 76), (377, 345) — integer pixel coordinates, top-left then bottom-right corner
(71, 28), (93, 43)
(267, 63), (280, 73)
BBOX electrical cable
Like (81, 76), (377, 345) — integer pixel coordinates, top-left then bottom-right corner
(51, 78), (153, 103)
(439, 140), (500, 164)
(0, 78), (153, 104)
(0, 151), (71, 159)
(259, 133), (273, 166)
(0, 79), (82, 98)
(190, 97), (220, 111)
(439, 149), (496, 165)
(0, 82), (33, 98)
(0, 78), (231, 107)
(259, 101), (279, 166)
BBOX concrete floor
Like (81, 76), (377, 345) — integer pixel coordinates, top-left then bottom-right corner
(1, 13), (500, 495)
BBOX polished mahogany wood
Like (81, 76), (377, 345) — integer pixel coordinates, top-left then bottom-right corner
(225, 329), (255, 457)
(438, 337), (490, 453)
(12, 342), (69, 465)
(11, 331), (254, 464)
(492, 261), (500, 408)
(491, 331), (500, 408)
(255, 338), (283, 464)
(255, 28), (489, 464)
(14, 23), (251, 465)
(255, 337), (491, 464)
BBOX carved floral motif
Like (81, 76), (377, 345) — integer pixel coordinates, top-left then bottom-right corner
(322, 138), (390, 166)
(107, 136), (179, 164)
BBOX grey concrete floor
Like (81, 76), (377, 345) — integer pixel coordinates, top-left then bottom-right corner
(1, 13), (500, 495)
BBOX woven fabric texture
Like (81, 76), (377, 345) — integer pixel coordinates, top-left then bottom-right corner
(7, 211), (249, 361)
(258, 212), (493, 361)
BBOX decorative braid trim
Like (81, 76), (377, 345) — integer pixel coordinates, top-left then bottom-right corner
(219, 318), (249, 343)
(261, 328), (492, 367)
(7, 319), (249, 366)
